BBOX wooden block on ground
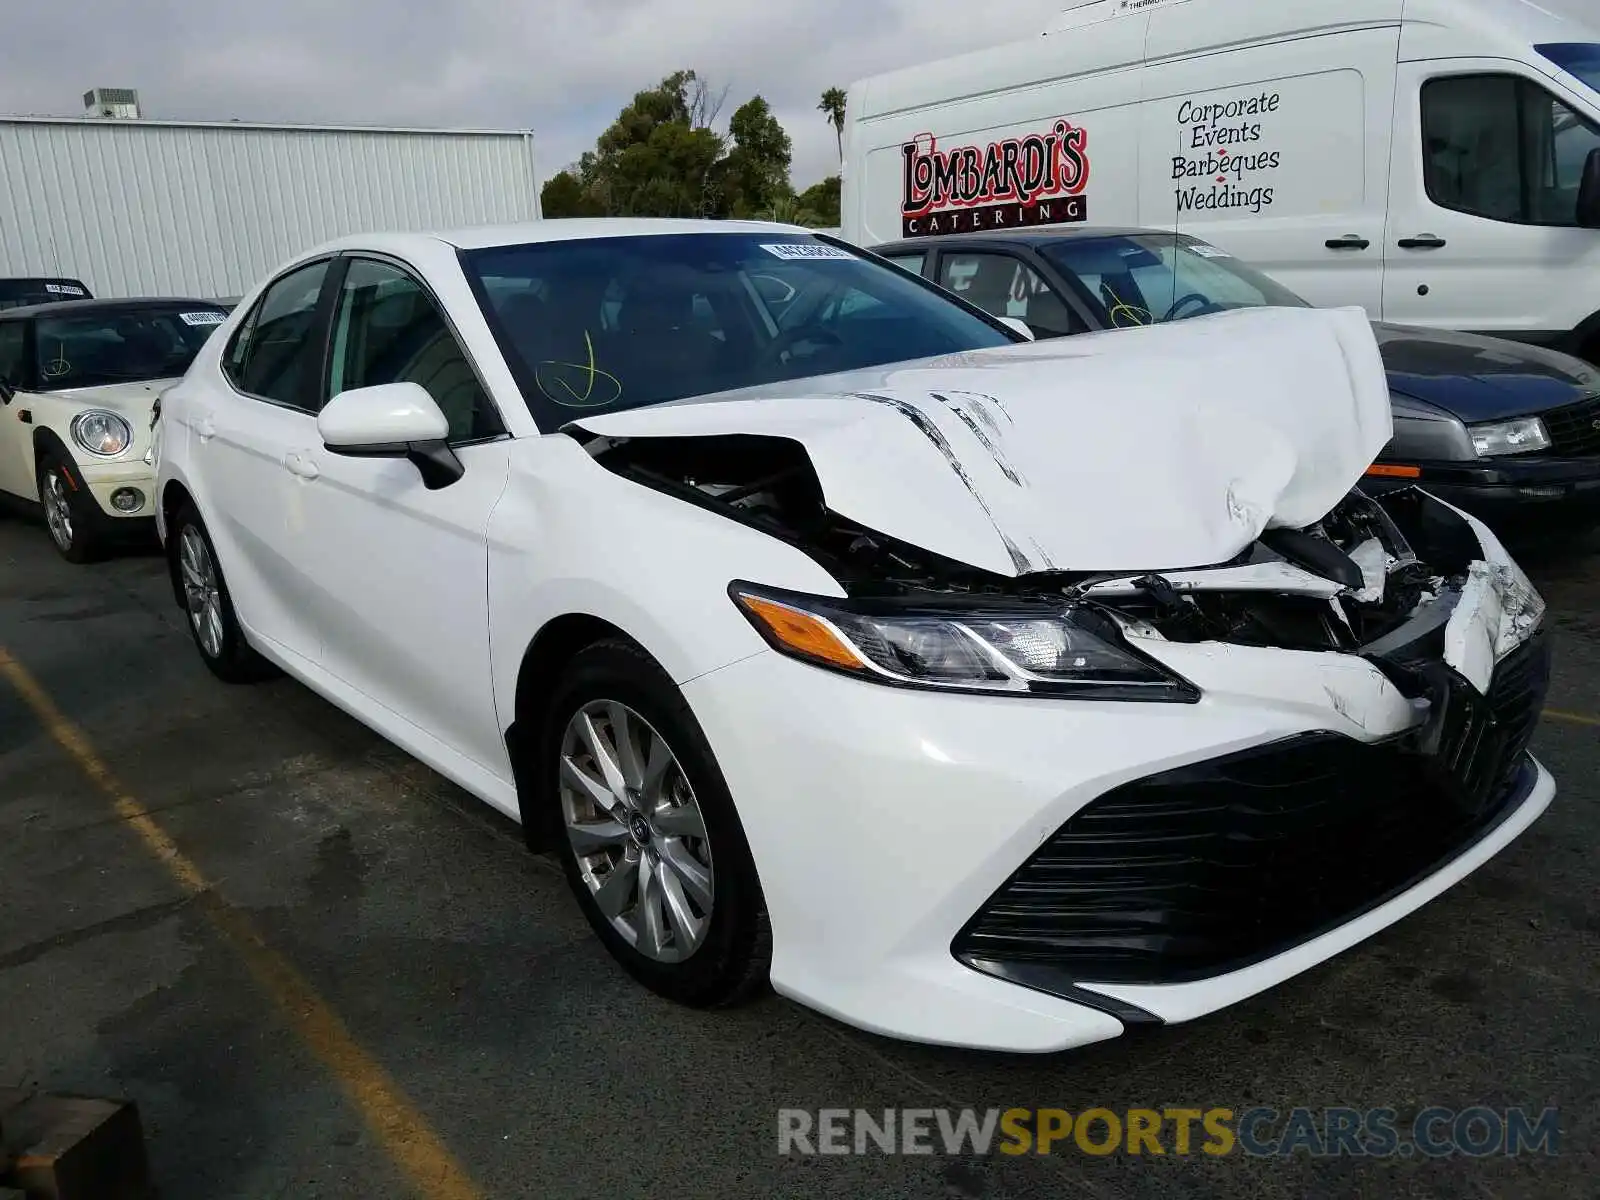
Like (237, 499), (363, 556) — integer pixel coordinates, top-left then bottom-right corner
(0, 1092), (152, 1200)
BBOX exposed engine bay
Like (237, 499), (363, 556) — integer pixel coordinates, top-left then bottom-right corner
(579, 430), (1533, 666)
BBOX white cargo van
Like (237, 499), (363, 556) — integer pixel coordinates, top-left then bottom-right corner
(841, 0), (1600, 359)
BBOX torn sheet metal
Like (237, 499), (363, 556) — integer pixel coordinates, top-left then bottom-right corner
(569, 306), (1394, 577)
(1348, 538), (1389, 604)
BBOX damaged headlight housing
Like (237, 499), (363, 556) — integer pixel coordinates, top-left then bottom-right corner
(1469, 416), (1550, 458)
(730, 583), (1199, 702)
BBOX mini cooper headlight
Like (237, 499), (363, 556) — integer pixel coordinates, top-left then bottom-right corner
(71, 410), (133, 457)
(730, 583), (1199, 702)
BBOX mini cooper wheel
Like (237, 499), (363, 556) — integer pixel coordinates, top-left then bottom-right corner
(36, 453), (105, 564)
(171, 503), (275, 683)
(545, 639), (770, 1007)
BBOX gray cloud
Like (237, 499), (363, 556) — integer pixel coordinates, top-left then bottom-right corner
(0, 0), (1064, 188)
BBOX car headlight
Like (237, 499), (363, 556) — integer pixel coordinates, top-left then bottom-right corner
(1469, 416), (1550, 457)
(730, 583), (1199, 702)
(70, 410), (133, 457)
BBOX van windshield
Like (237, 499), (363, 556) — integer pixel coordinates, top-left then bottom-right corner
(1039, 235), (1309, 329)
(1539, 43), (1600, 97)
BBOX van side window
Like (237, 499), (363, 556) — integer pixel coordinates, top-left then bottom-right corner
(1422, 74), (1600, 226)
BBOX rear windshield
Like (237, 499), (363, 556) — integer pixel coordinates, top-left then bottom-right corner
(35, 305), (227, 389)
(459, 232), (1015, 430)
(0, 278), (91, 310)
(1539, 43), (1600, 97)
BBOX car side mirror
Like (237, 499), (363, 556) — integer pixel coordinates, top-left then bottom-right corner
(317, 382), (464, 490)
(997, 316), (1036, 341)
(1579, 148), (1600, 230)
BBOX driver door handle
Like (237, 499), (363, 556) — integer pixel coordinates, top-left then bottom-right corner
(1398, 234), (1447, 250)
(283, 451), (320, 480)
(1325, 235), (1371, 250)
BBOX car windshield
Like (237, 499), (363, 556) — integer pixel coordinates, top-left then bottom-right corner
(0, 279), (90, 311)
(1539, 43), (1600, 97)
(459, 232), (1015, 427)
(1039, 234), (1309, 329)
(34, 305), (227, 389)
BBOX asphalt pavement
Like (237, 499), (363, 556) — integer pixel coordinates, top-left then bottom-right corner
(0, 509), (1595, 1199)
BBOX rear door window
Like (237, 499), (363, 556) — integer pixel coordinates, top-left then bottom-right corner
(223, 261), (332, 411)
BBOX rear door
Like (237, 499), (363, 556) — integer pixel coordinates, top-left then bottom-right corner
(193, 258), (335, 662)
(1137, 30), (1401, 313)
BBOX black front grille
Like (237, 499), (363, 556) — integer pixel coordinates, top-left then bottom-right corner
(954, 632), (1552, 991)
(1538, 394), (1600, 456)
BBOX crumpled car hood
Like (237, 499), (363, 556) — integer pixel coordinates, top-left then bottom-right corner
(570, 307), (1393, 577)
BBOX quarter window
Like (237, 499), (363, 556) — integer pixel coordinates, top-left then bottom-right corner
(937, 252), (1086, 338)
(224, 260), (331, 410)
(327, 259), (502, 443)
(1422, 74), (1600, 225)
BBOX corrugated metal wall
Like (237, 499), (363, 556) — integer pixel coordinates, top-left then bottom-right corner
(0, 119), (541, 298)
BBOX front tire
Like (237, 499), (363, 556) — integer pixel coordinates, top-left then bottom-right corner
(543, 639), (771, 1007)
(37, 453), (105, 564)
(170, 503), (276, 683)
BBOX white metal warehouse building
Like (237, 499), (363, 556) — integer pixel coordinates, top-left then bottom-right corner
(0, 115), (542, 299)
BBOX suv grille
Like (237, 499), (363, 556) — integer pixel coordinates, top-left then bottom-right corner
(1539, 394), (1600, 457)
(953, 632), (1552, 990)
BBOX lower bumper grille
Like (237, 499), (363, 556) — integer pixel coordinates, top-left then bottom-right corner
(954, 632), (1552, 991)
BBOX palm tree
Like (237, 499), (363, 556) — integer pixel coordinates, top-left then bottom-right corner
(818, 88), (847, 161)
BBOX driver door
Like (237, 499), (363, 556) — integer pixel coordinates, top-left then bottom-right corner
(0, 320), (35, 500)
(292, 255), (514, 776)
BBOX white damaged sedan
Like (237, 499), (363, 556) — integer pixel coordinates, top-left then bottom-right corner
(153, 220), (1554, 1053)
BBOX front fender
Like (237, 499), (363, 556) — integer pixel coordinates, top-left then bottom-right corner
(487, 437), (848, 727)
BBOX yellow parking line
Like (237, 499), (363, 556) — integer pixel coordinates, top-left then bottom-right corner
(1546, 708), (1600, 728)
(0, 647), (483, 1200)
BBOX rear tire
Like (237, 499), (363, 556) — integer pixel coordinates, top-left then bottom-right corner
(170, 502), (276, 683)
(36, 452), (105, 564)
(542, 639), (771, 1008)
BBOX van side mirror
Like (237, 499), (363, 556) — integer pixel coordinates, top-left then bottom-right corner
(1578, 148), (1600, 229)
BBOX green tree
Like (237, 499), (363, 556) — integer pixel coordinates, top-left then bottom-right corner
(720, 96), (793, 217)
(818, 87), (848, 161)
(540, 169), (603, 217)
(795, 175), (841, 226)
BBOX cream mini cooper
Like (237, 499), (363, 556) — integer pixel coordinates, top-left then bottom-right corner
(0, 296), (228, 561)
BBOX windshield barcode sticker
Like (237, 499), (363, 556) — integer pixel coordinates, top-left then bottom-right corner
(759, 243), (854, 261)
(1187, 244), (1232, 259)
(44, 283), (86, 295)
(180, 311), (226, 326)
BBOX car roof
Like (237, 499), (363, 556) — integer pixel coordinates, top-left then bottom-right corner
(0, 296), (228, 319)
(872, 226), (1184, 253)
(308, 218), (821, 258)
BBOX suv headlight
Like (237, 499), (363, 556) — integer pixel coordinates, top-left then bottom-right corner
(730, 583), (1199, 702)
(1470, 416), (1550, 457)
(70, 410), (133, 457)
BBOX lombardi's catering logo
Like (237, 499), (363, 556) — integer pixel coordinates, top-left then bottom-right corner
(899, 120), (1090, 238)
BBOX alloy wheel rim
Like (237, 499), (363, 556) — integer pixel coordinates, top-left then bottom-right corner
(42, 471), (73, 550)
(178, 526), (225, 659)
(558, 700), (714, 963)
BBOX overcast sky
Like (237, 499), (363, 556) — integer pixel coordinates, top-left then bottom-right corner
(0, 0), (1068, 190)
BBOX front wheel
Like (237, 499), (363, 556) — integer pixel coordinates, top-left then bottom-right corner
(36, 453), (105, 564)
(544, 639), (770, 1007)
(170, 503), (276, 683)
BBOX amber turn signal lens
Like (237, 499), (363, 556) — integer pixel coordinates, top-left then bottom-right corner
(1365, 463), (1422, 479)
(734, 593), (867, 670)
